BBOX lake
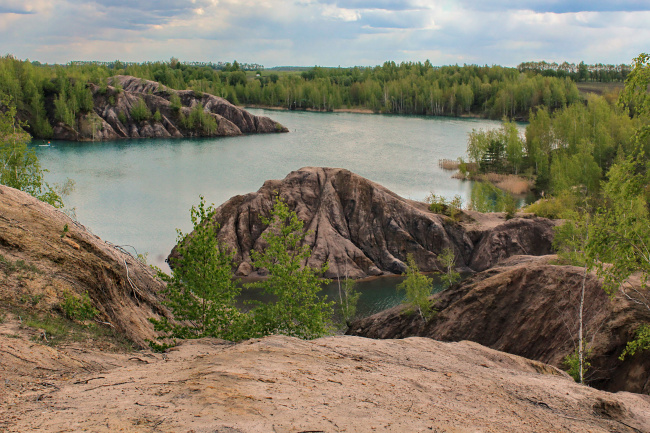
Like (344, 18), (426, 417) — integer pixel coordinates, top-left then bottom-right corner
(34, 109), (506, 317)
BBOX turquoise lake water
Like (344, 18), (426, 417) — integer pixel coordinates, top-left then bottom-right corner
(33, 109), (508, 317)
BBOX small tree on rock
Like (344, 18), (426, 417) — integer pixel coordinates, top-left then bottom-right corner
(244, 196), (333, 339)
(149, 196), (242, 348)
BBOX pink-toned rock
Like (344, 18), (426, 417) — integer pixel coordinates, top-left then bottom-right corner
(173, 167), (558, 279)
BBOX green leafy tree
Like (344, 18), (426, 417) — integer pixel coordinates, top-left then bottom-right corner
(438, 248), (460, 289)
(244, 196), (333, 339)
(0, 99), (63, 207)
(397, 254), (435, 322)
(337, 275), (361, 327)
(149, 196), (242, 347)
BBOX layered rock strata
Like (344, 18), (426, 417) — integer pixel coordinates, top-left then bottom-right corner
(45, 75), (288, 141)
(176, 167), (556, 279)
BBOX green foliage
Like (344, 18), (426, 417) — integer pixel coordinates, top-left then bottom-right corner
(117, 111), (127, 124)
(244, 196), (333, 339)
(619, 324), (650, 360)
(153, 109), (162, 122)
(425, 193), (463, 220)
(0, 99), (64, 208)
(469, 182), (516, 216)
(467, 121), (525, 173)
(169, 92), (182, 112)
(438, 248), (460, 289)
(337, 276), (361, 327)
(60, 291), (99, 322)
(186, 103), (218, 134)
(0, 56), (587, 133)
(130, 98), (151, 123)
(523, 191), (579, 219)
(149, 196), (242, 345)
(553, 210), (591, 267)
(397, 254), (435, 322)
(564, 344), (592, 383)
(589, 156), (650, 297)
(619, 53), (650, 119)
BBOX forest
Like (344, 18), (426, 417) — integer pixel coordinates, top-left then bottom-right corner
(0, 55), (607, 139)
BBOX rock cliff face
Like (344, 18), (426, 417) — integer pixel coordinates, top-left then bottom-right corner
(347, 255), (650, 394)
(176, 167), (557, 279)
(47, 75), (288, 141)
(0, 185), (170, 347)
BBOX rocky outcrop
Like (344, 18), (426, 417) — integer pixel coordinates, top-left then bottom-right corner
(176, 167), (557, 279)
(347, 255), (650, 394)
(4, 334), (650, 432)
(46, 75), (287, 141)
(0, 185), (171, 347)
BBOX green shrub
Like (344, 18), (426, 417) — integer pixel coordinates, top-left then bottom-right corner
(130, 98), (151, 123)
(169, 93), (182, 112)
(397, 254), (436, 322)
(425, 193), (463, 220)
(60, 291), (98, 321)
(564, 344), (592, 383)
(117, 111), (127, 124)
(523, 191), (578, 219)
(619, 324), (650, 360)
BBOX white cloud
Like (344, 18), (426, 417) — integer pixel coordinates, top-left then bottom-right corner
(0, 0), (647, 66)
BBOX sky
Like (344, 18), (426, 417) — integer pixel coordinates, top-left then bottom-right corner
(0, 0), (648, 67)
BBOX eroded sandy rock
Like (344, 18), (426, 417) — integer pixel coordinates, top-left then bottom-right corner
(43, 75), (288, 141)
(0, 185), (170, 347)
(348, 255), (650, 394)
(175, 167), (558, 279)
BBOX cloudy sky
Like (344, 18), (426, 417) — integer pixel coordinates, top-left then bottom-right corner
(0, 0), (648, 67)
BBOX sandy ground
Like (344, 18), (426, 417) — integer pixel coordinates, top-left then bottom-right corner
(2, 324), (649, 433)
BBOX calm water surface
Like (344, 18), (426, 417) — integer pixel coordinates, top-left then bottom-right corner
(34, 109), (505, 314)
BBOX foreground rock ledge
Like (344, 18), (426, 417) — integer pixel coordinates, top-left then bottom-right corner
(3, 335), (649, 432)
(174, 167), (556, 279)
(348, 255), (650, 394)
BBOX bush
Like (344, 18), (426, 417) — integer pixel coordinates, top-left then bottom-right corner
(564, 344), (592, 383)
(425, 193), (463, 220)
(130, 98), (151, 123)
(60, 291), (98, 321)
(397, 254), (435, 322)
(619, 324), (650, 360)
(523, 191), (578, 219)
(117, 111), (127, 124)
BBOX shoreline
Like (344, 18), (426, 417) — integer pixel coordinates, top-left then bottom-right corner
(244, 104), (492, 119)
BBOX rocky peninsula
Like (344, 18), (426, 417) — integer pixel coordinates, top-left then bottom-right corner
(40, 75), (288, 141)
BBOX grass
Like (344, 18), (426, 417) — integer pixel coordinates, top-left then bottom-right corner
(477, 173), (533, 195)
(0, 254), (42, 275)
(5, 304), (136, 351)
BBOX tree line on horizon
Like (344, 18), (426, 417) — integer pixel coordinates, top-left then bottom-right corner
(0, 55), (624, 139)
